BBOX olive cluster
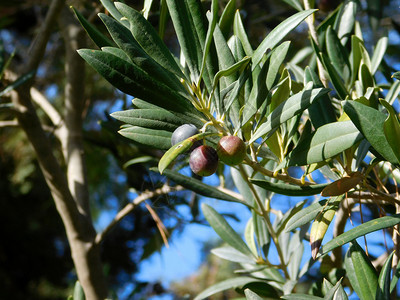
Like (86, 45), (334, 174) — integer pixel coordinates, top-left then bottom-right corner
(171, 124), (247, 177)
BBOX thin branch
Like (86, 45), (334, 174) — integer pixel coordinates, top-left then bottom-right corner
(95, 185), (184, 245)
(0, 120), (18, 127)
(244, 157), (312, 186)
(30, 87), (63, 126)
(303, 0), (329, 88)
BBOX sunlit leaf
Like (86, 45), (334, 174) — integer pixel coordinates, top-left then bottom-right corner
(202, 203), (255, 257)
(344, 241), (378, 300)
(157, 168), (249, 206)
(333, 0), (357, 44)
(285, 199), (328, 232)
(344, 100), (399, 165)
(250, 179), (329, 196)
(318, 214), (400, 257)
(111, 109), (183, 131)
(233, 10), (253, 56)
(118, 126), (172, 149)
(115, 2), (185, 79)
(194, 277), (265, 300)
(371, 36), (388, 75)
(285, 120), (363, 167)
(244, 288), (264, 300)
(71, 7), (114, 48)
(252, 9), (317, 67)
(380, 100), (400, 162)
(211, 245), (255, 264)
(310, 206), (337, 259)
(376, 251), (394, 300)
(250, 88), (330, 143)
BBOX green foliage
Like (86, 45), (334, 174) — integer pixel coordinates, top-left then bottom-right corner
(78, 0), (400, 298)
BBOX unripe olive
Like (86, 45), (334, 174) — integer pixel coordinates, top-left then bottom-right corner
(189, 145), (219, 177)
(171, 124), (199, 146)
(217, 135), (246, 166)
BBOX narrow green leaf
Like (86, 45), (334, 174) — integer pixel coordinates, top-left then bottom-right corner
(118, 126), (172, 150)
(281, 294), (323, 300)
(285, 199), (329, 232)
(275, 200), (308, 236)
(166, 0), (201, 80)
(233, 10), (253, 56)
(71, 7), (114, 48)
(111, 109), (183, 131)
(244, 288), (264, 300)
(320, 51), (348, 99)
(305, 67), (337, 129)
(158, 132), (214, 174)
(99, 0), (129, 28)
(253, 211), (270, 258)
(249, 179), (329, 196)
(158, 169), (249, 206)
(324, 279), (346, 300)
(266, 41), (291, 90)
(213, 22), (236, 86)
(212, 57), (251, 92)
(319, 214), (400, 257)
(73, 281), (85, 300)
(310, 206), (337, 259)
(211, 245), (255, 264)
(380, 100), (400, 162)
(250, 88), (330, 143)
(194, 277), (264, 300)
(286, 120), (363, 167)
(191, 2), (220, 96)
(281, 0), (303, 11)
(344, 241), (378, 300)
(350, 35), (363, 86)
(244, 218), (258, 257)
(376, 251), (394, 300)
(333, 0), (357, 44)
(390, 258), (400, 292)
(326, 26), (350, 82)
(359, 63), (374, 93)
(252, 9), (317, 67)
(202, 203), (254, 257)
(77, 49), (201, 124)
(219, 0), (236, 39)
(115, 2), (185, 79)
(98, 13), (184, 93)
(371, 36), (388, 75)
(141, 0), (153, 19)
(344, 100), (399, 165)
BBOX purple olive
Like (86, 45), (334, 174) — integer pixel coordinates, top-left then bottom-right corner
(171, 124), (199, 146)
(217, 136), (246, 166)
(189, 145), (219, 177)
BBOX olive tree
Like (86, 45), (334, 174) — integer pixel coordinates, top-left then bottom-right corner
(4, 0), (400, 298)
(78, 0), (400, 298)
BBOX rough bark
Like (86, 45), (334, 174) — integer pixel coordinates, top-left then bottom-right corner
(11, 0), (108, 298)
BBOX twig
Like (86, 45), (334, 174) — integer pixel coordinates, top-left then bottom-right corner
(30, 87), (63, 127)
(0, 120), (18, 127)
(244, 157), (312, 186)
(95, 185), (183, 245)
(145, 202), (170, 248)
(303, 0), (329, 88)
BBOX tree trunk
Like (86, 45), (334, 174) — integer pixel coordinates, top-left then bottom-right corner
(11, 0), (108, 298)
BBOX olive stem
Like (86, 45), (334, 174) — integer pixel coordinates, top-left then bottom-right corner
(238, 165), (290, 277)
(244, 156), (312, 186)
